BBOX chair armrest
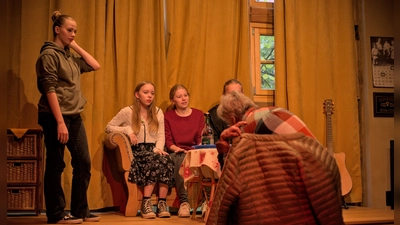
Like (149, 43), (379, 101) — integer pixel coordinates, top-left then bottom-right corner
(104, 131), (134, 172)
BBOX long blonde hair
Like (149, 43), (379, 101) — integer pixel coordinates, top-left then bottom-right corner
(131, 81), (159, 134)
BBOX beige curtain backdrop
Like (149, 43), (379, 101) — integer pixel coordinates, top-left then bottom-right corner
(274, 0), (362, 203)
(164, 0), (251, 111)
(7, 0), (250, 210)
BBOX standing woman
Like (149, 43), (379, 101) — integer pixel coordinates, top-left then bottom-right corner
(164, 84), (205, 218)
(105, 81), (174, 219)
(36, 11), (100, 224)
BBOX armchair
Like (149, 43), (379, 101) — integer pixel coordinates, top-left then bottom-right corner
(103, 131), (179, 216)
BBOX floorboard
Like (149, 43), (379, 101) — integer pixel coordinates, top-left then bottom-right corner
(7, 207), (394, 225)
(342, 207), (394, 224)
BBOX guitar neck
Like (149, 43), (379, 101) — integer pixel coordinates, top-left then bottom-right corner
(323, 100), (353, 196)
(326, 113), (333, 152)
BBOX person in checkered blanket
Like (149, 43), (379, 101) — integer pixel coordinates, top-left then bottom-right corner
(215, 91), (318, 154)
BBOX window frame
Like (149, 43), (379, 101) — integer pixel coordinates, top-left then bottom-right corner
(249, 1), (274, 105)
(250, 22), (275, 104)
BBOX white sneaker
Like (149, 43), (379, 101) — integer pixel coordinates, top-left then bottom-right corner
(201, 201), (208, 218)
(178, 202), (191, 218)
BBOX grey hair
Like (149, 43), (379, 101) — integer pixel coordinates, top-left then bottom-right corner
(217, 91), (258, 125)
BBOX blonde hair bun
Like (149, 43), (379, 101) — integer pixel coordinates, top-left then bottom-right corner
(51, 10), (62, 22)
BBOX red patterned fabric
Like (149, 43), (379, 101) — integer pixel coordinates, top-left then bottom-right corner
(242, 107), (317, 140)
(206, 133), (344, 225)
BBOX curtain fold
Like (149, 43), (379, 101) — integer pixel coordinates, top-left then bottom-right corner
(275, 0), (362, 203)
(165, 0), (251, 111)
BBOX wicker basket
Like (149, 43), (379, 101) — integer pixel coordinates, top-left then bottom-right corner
(7, 134), (37, 157)
(7, 160), (37, 184)
(7, 187), (36, 210)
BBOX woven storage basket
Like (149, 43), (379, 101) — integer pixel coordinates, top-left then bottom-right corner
(7, 134), (37, 157)
(7, 160), (37, 184)
(7, 187), (36, 210)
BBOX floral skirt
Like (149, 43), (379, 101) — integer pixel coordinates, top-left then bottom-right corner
(128, 143), (174, 188)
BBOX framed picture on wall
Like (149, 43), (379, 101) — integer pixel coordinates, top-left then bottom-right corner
(373, 92), (394, 117)
(370, 36), (394, 88)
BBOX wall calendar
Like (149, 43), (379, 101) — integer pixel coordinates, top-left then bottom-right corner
(370, 36), (394, 88)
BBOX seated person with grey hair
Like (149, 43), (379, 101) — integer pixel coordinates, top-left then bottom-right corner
(215, 90), (319, 154)
(206, 91), (343, 225)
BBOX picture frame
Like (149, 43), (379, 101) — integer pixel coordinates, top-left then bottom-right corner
(373, 92), (394, 117)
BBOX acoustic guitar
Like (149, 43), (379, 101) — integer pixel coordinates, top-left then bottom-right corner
(323, 99), (352, 196)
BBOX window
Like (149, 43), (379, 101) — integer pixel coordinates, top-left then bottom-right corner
(250, 0), (274, 105)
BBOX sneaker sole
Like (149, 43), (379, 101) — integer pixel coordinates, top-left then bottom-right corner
(83, 217), (100, 222)
(54, 218), (83, 224)
(157, 212), (171, 218)
(178, 214), (191, 218)
(141, 214), (156, 219)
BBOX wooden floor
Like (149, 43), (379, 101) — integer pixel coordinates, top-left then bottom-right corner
(342, 207), (394, 225)
(7, 207), (393, 225)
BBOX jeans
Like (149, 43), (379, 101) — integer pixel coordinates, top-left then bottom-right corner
(38, 113), (91, 222)
(169, 152), (188, 203)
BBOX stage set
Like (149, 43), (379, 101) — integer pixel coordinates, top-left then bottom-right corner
(7, 207), (394, 225)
